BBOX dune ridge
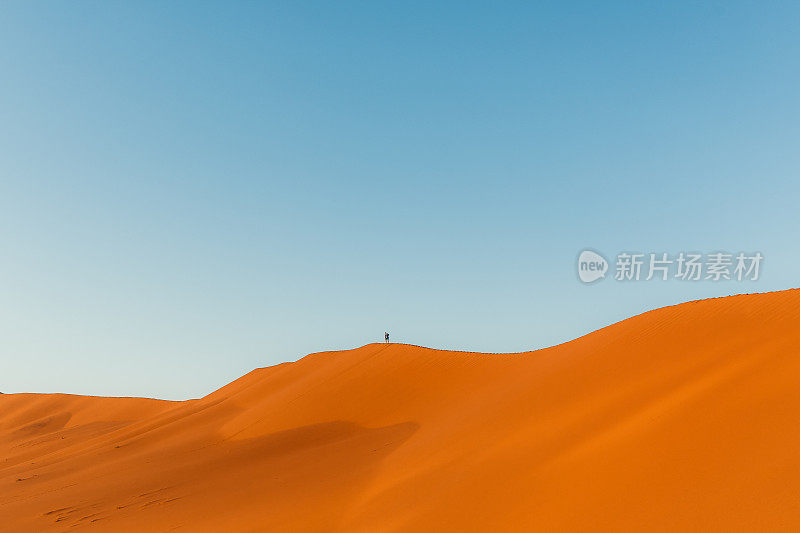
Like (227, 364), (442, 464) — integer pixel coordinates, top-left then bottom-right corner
(2, 289), (799, 531)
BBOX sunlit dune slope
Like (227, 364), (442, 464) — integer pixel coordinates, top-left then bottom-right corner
(2, 290), (799, 531)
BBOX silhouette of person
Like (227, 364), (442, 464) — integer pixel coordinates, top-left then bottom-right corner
(385, 332), (389, 344)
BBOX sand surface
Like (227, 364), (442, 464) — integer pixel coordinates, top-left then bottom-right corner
(2, 290), (799, 531)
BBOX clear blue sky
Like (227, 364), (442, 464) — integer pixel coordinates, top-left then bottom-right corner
(1, 1), (798, 399)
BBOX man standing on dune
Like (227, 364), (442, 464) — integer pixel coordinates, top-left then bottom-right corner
(385, 332), (389, 344)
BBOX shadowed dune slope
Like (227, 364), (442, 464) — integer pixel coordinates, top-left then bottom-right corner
(2, 290), (800, 531)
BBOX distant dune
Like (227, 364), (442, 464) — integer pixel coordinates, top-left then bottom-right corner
(2, 290), (799, 531)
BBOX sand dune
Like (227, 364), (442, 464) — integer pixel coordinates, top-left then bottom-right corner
(2, 290), (799, 531)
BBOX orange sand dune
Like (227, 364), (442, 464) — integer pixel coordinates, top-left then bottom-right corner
(2, 290), (800, 531)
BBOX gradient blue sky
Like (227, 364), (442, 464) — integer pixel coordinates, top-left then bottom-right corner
(1, 2), (798, 399)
